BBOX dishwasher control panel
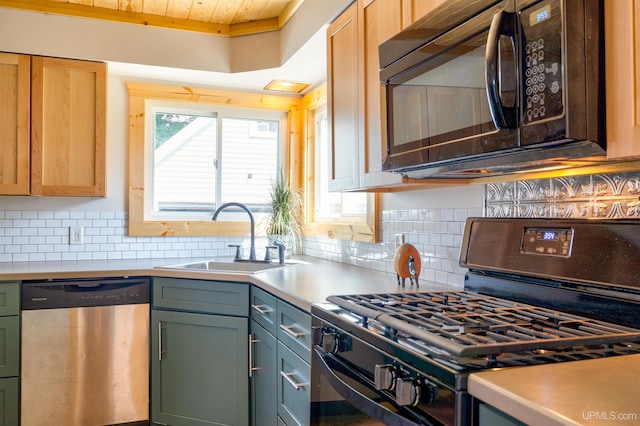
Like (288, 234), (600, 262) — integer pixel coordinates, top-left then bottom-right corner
(22, 277), (150, 309)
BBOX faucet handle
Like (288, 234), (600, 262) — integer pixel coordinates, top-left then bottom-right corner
(272, 241), (286, 265)
(264, 246), (277, 262)
(228, 244), (241, 260)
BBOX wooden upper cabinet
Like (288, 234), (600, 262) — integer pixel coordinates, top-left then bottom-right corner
(605, 0), (640, 159)
(30, 57), (107, 196)
(327, 1), (360, 191)
(0, 53), (30, 195)
(360, 0), (405, 188)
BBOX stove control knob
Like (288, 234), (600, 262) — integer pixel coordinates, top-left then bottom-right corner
(395, 378), (421, 407)
(320, 331), (339, 353)
(374, 364), (396, 391)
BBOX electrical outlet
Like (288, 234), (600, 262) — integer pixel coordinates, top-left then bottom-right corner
(395, 233), (405, 247)
(70, 226), (83, 245)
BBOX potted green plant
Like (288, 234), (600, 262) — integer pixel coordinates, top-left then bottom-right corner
(265, 173), (304, 258)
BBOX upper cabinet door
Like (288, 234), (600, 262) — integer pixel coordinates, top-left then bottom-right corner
(605, 0), (640, 159)
(30, 57), (107, 196)
(0, 52), (30, 195)
(360, 0), (405, 188)
(327, 2), (360, 191)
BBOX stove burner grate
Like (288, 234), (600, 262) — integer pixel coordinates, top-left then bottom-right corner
(326, 292), (640, 357)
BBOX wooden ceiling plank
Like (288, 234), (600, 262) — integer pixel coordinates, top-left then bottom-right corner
(118, 0), (142, 13)
(93, 0), (119, 9)
(165, 0), (193, 19)
(187, 0), (215, 22)
(142, 0), (168, 15)
(209, 0), (242, 25)
(0, 0), (230, 34)
(68, 0), (94, 7)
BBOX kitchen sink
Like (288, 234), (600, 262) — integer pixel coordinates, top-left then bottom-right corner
(156, 259), (300, 274)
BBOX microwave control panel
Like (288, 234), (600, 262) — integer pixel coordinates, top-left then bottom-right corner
(520, 0), (564, 124)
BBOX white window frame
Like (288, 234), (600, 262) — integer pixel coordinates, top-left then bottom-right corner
(144, 100), (286, 222)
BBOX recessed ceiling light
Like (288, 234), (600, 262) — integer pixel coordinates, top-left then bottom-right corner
(264, 79), (310, 93)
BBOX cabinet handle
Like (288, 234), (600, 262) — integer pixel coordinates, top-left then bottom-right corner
(158, 321), (165, 361)
(251, 304), (273, 316)
(248, 334), (261, 378)
(280, 371), (305, 390)
(279, 324), (304, 339)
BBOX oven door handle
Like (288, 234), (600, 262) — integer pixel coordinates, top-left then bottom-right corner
(312, 348), (423, 426)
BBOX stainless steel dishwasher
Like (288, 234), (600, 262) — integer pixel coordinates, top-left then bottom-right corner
(21, 277), (150, 426)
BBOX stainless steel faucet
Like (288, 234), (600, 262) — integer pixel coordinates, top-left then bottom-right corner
(212, 202), (256, 261)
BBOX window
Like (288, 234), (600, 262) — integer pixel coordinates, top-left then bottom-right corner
(302, 84), (377, 242)
(146, 101), (283, 221)
(127, 82), (301, 237)
(313, 107), (367, 220)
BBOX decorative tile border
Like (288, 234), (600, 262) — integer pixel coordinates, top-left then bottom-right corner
(485, 171), (640, 218)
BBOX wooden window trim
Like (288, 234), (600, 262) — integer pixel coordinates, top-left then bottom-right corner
(127, 82), (302, 237)
(301, 83), (379, 243)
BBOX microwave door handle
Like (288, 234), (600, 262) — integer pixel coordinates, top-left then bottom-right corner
(485, 9), (512, 129)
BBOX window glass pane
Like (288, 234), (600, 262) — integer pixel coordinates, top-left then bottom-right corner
(220, 118), (279, 212)
(314, 108), (366, 219)
(154, 112), (217, 212)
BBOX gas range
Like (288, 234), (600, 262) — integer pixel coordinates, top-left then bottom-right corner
(310, 218), (640, 426)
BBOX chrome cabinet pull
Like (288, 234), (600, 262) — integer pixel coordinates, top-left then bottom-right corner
(248, 334), (260, 378)
(158, 321), (165, 361)
(280, 371), (305, 390)
(279, 324), (304, 339)
(251, 304), (273, 316)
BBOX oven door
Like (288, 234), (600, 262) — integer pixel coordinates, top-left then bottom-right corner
(380, 0), (518, 174)
(310, 334), (461, 425)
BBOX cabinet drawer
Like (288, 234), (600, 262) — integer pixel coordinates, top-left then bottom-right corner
(0, 283), (19, 317)
(0, 317), (19, 379)
(277, 342), (310, 426)
(0, 377), (19, 426)
(153, 278), (249, 316)
(277, 300), (311, 363)
(250, 287), (277, 334)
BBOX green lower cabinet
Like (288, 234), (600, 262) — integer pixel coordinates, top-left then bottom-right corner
(250, 320), (277, 426)
(277, 342), (310, 426)
(151, 309), (249, 426)
(0, 377), (18, 426)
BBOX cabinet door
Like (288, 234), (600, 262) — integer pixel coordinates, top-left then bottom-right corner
(151, 310), (249, 426)
(605, 0), (640, 158)
(250, 321), (278, 426)
(0, 377), (19, 426)
(327, 2), (360, 191)
(0, 317), (19, 379)
(30, 56), (106, 196)
(0, 282), (19, 317)
(0, 52), (30, 195)
(153, 277), (249, 316)
(277, 342), (310, 426)
(360, 0), (405, 188)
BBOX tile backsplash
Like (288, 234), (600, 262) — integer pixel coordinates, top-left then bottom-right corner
(485, 171), (640, 218)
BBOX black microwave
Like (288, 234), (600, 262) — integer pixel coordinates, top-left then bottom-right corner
(379, 0), (605, 178)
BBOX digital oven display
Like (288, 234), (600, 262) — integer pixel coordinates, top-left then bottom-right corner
(521, 227), (573, 257)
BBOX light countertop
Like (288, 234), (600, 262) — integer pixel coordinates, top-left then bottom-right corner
(469, 353), (640, 425)
(0, 256), (458, 311)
